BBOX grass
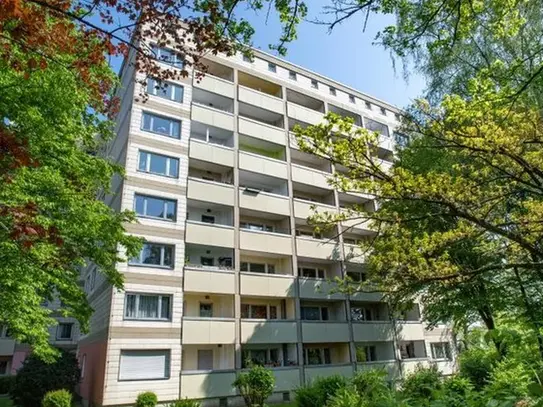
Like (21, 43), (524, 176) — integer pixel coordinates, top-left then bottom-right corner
(0, 397), (13, 407)
(272, 403), (296, 407)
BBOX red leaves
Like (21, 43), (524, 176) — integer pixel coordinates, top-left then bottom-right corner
(0, 128), (38, 172)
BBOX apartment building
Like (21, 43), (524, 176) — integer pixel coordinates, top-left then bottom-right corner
(0, 301), (80, 377)
(76, 42), (455, 407)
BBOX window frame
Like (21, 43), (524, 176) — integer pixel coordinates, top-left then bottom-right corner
(431, 342), (452, 360)
(240, 262), (276, 274)
(303, 347), (331, 366)
(118, 349), (171, 381)
(310, 79), (318, 89)
(56, 323), (73, 340)
(138, 150), (180, 178)
(329, 87), (337, 96)
(134, 194), (177, 221)
(240, 304), (279, 320)
(147, 78), (184, 103)
(130, 243), (175, 269)
(124, 293), (172, 321)
(152, 45), (184, 68)
(268, 62), (277, 73)
(141, 112), (181, 139)
(289, 71), (297, 81)
(199, 302), (214, 318)
(301, 306), (329, 321)
(299, 267), (325, 279)
(349, 95), (356, 104)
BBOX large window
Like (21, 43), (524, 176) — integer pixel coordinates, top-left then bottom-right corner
(240, 262), (275, 274)
(125, 293), (171, 320)
(134, 194), (176, 221)
(147, 78), (183, 103)
(241, 304), (277, 319)
(119, 350), (170, 381)
(130, 243), (174, 268)
(152, 46), (184, 68)
(138, 150), (179, 178)
(364, 117), (390, 137)
(299, 267), (325, 279)
(56, 323), (73, 340)
(242, 348), (281, 368)
(240, 222), (274, 233)
(303, 347), (331, 365)
(431, 342), (451, 360)
(351, 306), (376, 322)
(301, 306), (329, 321)
(141, 112), (181, 139)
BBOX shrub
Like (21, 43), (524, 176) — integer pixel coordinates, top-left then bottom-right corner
(295, 375), (348, 407)
(0, 375), (15, 395)
(326, 387), (365, 407)
(42, 389), (72, 407)
(136, 392), (158, 407)
(233, 365), (275, 407)
(458, 348), (497, 390)
(169, 398), (201, 407)
(351, 370), (391, 401)
(400, 364), (442, 405)
(10, 350), (80, 407)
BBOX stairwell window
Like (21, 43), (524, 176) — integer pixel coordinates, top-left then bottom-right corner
(130, 243), (174, 268)
(141, 112), (181, 139)
(138, 150), (179, 178)
(135, 194), (177, 221)
(125, 293), (171, 320)
(152, 45), (184, 68)
(147, 78), (184, 103)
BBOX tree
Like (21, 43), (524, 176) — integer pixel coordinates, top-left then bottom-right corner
(0, 37), (141, 358)
(233, 365), (275, 407)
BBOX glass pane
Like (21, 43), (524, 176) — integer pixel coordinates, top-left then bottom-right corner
(201, 215), (215, 224)
(142, 113), (152, 131)
(163, 245), (173, 267)
(173, 85), (184, 102)
(125, 295), (137, 318)
(307, 349), (321, 365)
(151, 115), (172, 136)
(144, 196), (165, 218)
(267, 264), (275, 274)
(251, 305), (267, 319)
(321, 307), (329, 321)
(302, 307), (320, 321)
(138, 152), (148, 171)
(147, 78), (156, 95)
(351, 307), (364, 321)
(201, 257), (214, 266)
(134, 195), (145, 216)
(165, 201), (176, 220)
(318, 269), (325, 279)
(138, 295), (159, 318)
(252, 350), (266, 366)
(251, 263), (266, 273)
(248, 223), (263, 231)
(240, 262), (249, 271)
(302, 268), (316, 278)
(161, 296), (171, 319)
(168, 158), (179, 177)
(142, 244), (161, 265)
(323, 348), (331, 364)
(200, 303), (213, 318)
(171, 120), (181, 138)
(365, 118), (389, 137)
(219, 257), (232, 268)
(241, 304), (249, 318)
(269, 349), (279, 364)
(269, 306), (277, 320)
(149, 153), (168, 175)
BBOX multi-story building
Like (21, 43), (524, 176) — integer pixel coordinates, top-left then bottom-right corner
(0, 302), (80, 377)
(76, 41), (455, 407)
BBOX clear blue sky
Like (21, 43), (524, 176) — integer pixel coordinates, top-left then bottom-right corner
(239, 2), (425, 109)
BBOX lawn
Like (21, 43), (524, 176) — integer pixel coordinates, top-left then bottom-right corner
(0, 397), (12, 407)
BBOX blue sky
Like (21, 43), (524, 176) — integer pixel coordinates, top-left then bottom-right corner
(238, 2), (426, 108)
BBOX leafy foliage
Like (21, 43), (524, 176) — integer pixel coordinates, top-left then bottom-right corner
(400, 365), (442, 405)
(0, 375), (15, 395)
(42, 389), (72, 407)
(168, 399), (200, 407)
(233, 365), (275, 407)
(295, 375), (348, 407)
(135, 392), (158, 407)
(10, 350), (80, 407)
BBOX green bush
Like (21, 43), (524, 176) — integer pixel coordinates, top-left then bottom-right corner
(136, 392), (158, 407)
(42, 389), (72, 407)
(10, 350), (80, 407)
(351, 370), (391, 401)
(233, 365), (275, 407)
(295, 375), (348, 407)
(168, 398), (201, 407)
(458, 348), (497, 390)
(400, 364), (442, 405)
(326, 387), (365, 407)
(0, 375), (15, 394)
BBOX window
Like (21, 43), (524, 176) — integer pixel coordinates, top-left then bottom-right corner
(329, 87), (336, 96)
(125, 293), (171, 320)
(138, 150), (179, 178)
(201, 215), (215, 224)
(135, 194), (176, 221)
(141, 112), (181, 139)
(152, 46), (183, 68)
(349, 95), (356, 103)
(242, 348), (281, 368)
(356, 345), (376, 362)
(364, 117), (390, 137)
(243, 54), (252, 63)
(301, 306), (329, 321)
(218, 257), (233, 268)
(89, 267), (97, 292)
(241, 304), (277, 319)
(399, 342), (416, 359)
(303, 347), (331, 365)
(365, 101), (372, 110)
(147, 78), (184, 103)
(241, 262), (275, 274)
(431, 343), (451, 360)
(346, 271), (367, 282)
(268, 62), (277, 73)
(199, 303), (213, 318)
(119, 350), (170, 381)
(311, 79), (318, 89)
(0, 325), (8, 339)
(240, 222), (274, 233)
(394, 132), (409, 148)
(296, 230), (322, 239)
(380, 107), (387, 116)
(56, 323), (73, 340)
(198, 349), (214, 370)
(299, 268), (325, 279)
(0, 360), (7, 376)
(395, 113), (401, 121)
(283, 392), (290, 402)
(201, 257), (214, 267)
(289, 71), (297, 80)
(351, 307), (374, 321)
(130, 243), (174, 268)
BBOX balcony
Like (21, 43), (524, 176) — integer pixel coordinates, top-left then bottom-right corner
(184, 268), (235, 294)
(191, 103), (234, 132)
(434, 360), (455, 375)
(189, 139), (234, 168)
(240, 273), (296, 297)
(239, 151), (288, 180)
(239, 170), (289, 197)
(180, 371), (237, 399)
(293, 198), (336, 221)
(240, 229), (292, 256)
(302, 322), (350, 343)
(329, 104), (362, 127)
(241, 320), (298, 344)
(185, 221), (235, 248)
(238, 104), (286, 145)
(272, 367), (301, 391)
(357, 360), (399, 379)
(352, 322), (394, 342)
(187, 178), (234, 207)
(291, 164), (331, 190)
(238, 71), (282, 97)
(298, 278), (344, 300)
(239, 188), (290, 216)
(296, 236), (341, 261)
(305, 364), (354, 383)
(287, 88), (324, 115)
(402, 359), (431, 375)
(182, 318), (236, 344)
(194, 72), (235, 98)
(239, 85), (284, 114)
(287, 102), (325, 126)
(398, 322), (426, 341)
